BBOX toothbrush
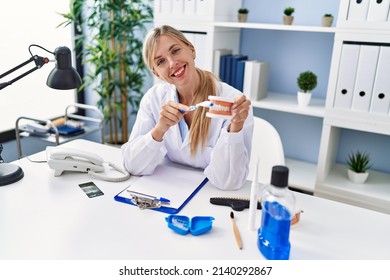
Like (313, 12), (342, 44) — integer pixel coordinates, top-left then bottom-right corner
(248, 156), (260, 231)
(179, 101), (214, 113)
(188, 101), (214, 111)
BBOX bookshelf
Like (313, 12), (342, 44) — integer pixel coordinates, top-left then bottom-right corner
(214, 21), (337, 33)
(316, 0), (390, 214)
(251, 92), (325, 118)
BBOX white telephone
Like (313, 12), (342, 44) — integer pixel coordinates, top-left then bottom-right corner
(46, 146), (130, 182)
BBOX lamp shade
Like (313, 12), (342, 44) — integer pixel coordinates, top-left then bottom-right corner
(46, 46), (82, 90)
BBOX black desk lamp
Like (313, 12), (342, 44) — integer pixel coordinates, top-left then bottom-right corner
(0, 44), (82, 186)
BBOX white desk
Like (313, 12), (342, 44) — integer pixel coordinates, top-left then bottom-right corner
(1, 139), (389, 260)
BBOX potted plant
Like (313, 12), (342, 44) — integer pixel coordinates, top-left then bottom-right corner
(322, 13), (334, 27)
(346, 150), (372, 184)
(297, 70), (317, 107)
(283, 7), (295, 25)
(59, 0), (153, 145)
(238, 8), (249, 22)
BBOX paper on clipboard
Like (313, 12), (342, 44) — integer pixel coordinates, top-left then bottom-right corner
(114, 162), (208, 213)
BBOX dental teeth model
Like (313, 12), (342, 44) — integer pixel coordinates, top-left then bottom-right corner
(206, 96), (234, 119)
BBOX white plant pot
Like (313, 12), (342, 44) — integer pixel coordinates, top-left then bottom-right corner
(347, 169), (369, 184)
(297, 91), (312, 107)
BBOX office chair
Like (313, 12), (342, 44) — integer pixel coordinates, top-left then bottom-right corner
(248, 117), (285, 184)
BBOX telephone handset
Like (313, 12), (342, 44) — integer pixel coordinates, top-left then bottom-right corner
(46, 147), (130, 182)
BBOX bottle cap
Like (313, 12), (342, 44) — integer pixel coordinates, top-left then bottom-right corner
(271, 165), (289, 188)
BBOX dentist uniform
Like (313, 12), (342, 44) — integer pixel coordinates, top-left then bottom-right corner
(121, 81), (254, 190)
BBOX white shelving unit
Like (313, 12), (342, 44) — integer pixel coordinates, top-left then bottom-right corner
(153, 0), (326, 193)
(315, 0), (390, 214)
(154, 0), (390, 213)
(251, 92), (325, 118)
(214, 21), (337, 33)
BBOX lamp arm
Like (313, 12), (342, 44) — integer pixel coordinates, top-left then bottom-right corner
(0, 55), (50, 91)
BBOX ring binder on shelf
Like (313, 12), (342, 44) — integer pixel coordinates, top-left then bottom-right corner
(347, 0), (370, 22)
(367, 0), (390, 22)
(351, 44), (380, 112)
(369, 46), (390, 114)
(334, 44), (360, 109)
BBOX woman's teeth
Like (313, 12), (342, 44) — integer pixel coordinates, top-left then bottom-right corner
(174, 67), (184, 76)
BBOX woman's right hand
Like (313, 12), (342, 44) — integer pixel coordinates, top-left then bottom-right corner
(151, 101), (188, 141)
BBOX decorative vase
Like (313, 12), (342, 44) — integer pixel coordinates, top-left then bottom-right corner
(283, 16), (294, 25)
(297, 91), (312, 107)
(347, 169), (369, 184)
(322, 16), (334, 27)
(238, 13), (248, 22)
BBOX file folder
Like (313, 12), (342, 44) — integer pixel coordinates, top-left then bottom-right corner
(243, 60), (269, 101)
(193, 33), (208, 70)
(172, 0), (184, 15)
(183, 0), (196, 15)
(183, 32), (207, 70)
(160, 0), (172, 14)
(230, 54), (248, 89)
(195, 0), (212, 17)
(348, 0), (370, 21)
(369, 46), (390, 115)
(219, 54), (233, 84)
(114, 163), (208, 214)
(351, 45), (380, 112)
(213, 49), (232, 78)
(334, 44), (360, 109)
(367, 0), (390, 22)
(235, 60), (246, 92)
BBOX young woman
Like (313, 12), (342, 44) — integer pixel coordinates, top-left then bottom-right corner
(121, 25), (253, 190)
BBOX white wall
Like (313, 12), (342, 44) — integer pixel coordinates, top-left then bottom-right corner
(0, 1), (76, 132)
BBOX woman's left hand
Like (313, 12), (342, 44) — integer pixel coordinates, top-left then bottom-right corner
(229, 94), (251, 133)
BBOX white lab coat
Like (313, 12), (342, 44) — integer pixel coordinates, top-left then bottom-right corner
(121, 81), (254, 190)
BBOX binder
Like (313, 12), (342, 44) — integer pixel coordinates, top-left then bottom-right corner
(160, 0), (172, 14)
(183, 0), (196, 15)
(195, 0), (211, 17)
(347, 0), (370, 21)
(114, 163), (208, 214)
(225, 54), (234, 86)
(243, 60), (269, 101)
(369, 46), (390, 114)
(184, 32), (207, 70)
(219, 54), (232, 84)
(230, 54), (248, 89)
(154, 0), (162, 14)
(235, 60), (246, 92)
(193, 33), (207, 70)
(351, 45), (380, 112)
(334, 44), (360, 109)
(213, 49), (232, 78)
(172, 0), (184, 15)
(367, 0), (390, 22)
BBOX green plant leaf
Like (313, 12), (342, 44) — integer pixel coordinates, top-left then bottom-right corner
(346, 150), (372, 173)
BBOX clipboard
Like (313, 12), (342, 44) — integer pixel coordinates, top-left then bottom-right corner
(114, 163), (209, 214)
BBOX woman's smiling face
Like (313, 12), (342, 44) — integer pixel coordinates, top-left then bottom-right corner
(152, 34), (196, 87)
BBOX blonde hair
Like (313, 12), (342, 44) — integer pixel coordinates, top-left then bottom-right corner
(143, 25), (217, 156)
